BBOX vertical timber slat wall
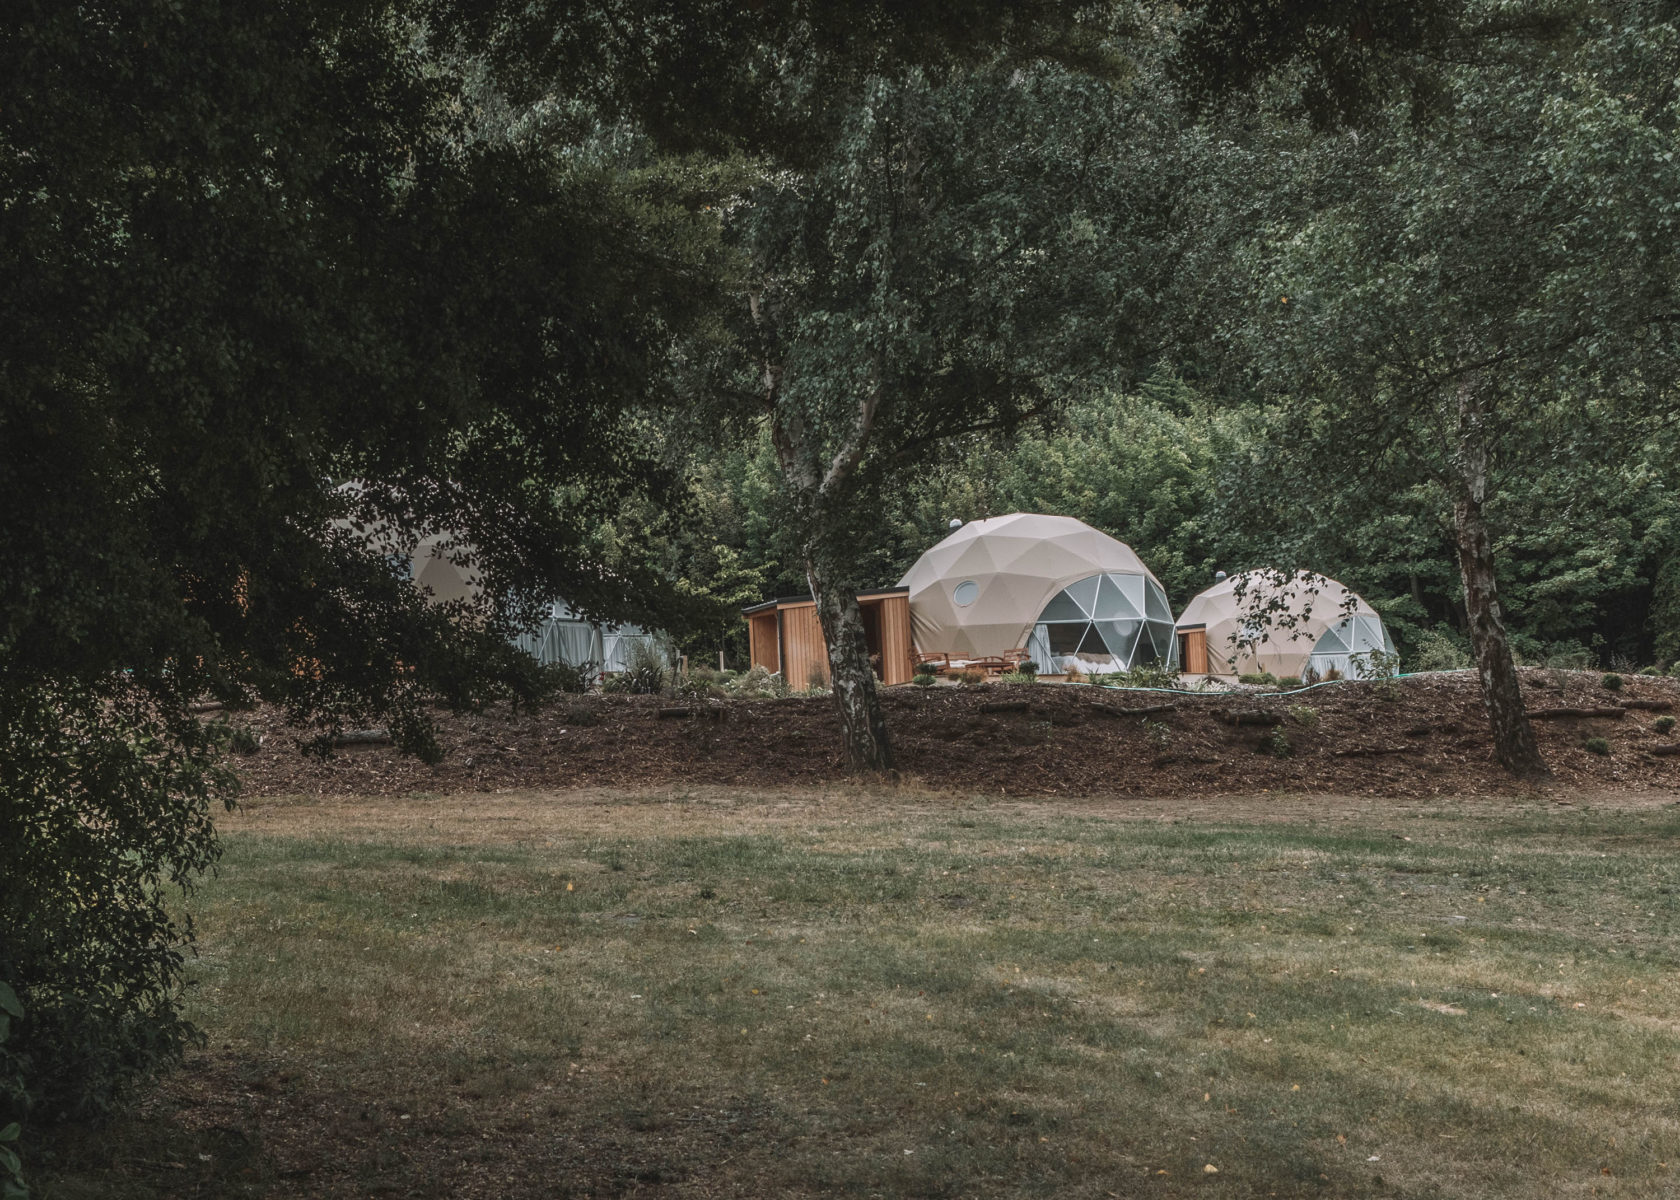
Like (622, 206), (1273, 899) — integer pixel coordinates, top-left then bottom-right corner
(868, 591), (915, 685)
(742, 589), (913, 687)
(779, 603), (829, 689)
(747, 611), (780, 677)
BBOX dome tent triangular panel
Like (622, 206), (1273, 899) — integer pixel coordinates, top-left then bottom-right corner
(898, 514), (1177, 671)
(1175, 570), (1391, 680)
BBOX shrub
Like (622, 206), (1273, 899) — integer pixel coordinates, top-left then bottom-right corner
(999, 672), (1037, 685)
(1354, 648), (1402, 679)
(542, 659), (596, 695)
(1544, 645), (1593, 671)
(725, 665), (788, 699)
(3, 680), (228, 1128)
(1288, 704), (1319, 729)
(1654, 715), (1676, 735)
(1583, 736), (1611, 756)
(1414, 629), (1471, 672)
(605, 639), (668, 695)
(1276, 676), (1303, 689)
(1238, 672), (1278, 687)
(1257, 729), (1292, 757)
(1601, 673), (1624, 692)
(953, 668), (987, 687)
(912, 672), (937, 688)
(1018, 660), (1039, 677)
(1117, 662), (1180, 690)
(226, 724), (261, 756)
(1639, 666), (1662, 677)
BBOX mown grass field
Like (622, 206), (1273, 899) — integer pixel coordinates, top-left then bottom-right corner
(38, 786), (1680, 1198)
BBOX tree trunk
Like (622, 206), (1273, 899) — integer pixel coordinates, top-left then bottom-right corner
(806, 554), (893, 773)
(1451, 386), (1546, 777)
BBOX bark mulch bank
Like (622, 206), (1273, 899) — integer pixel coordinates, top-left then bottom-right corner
(230, 669), (1680, 799)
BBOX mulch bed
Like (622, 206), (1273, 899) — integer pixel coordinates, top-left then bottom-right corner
(229, 670), (1680, 799)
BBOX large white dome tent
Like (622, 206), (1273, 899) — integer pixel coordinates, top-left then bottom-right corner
(1175, 570), (1393, 680)
(897, 513), (1178, 674)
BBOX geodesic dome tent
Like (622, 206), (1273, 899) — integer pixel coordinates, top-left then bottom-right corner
(897, 513), (1178, 674)
(1175, 571), (1393, 680)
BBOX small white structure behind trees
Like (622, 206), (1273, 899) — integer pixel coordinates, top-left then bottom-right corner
(1175, 571), (1393, 680)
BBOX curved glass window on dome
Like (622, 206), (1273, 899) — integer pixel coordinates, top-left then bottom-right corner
(1304, 614), (1395, 680)
(1027, 573), (1178, 674)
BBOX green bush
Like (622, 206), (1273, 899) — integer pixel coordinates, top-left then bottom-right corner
(1288, 704), (1319, 729)
(1238, 672), (1278, 687)
(1413, 629), (1471, 672)
(604, 639), (669, 695)
(1257, 729), (1293, 757)
(1117, 662), (1180, 689)
(725, 665), (789, 699)
(1, 982), (24, 1196)
(911, 672), (937, 688)
(1583, 736), (1611, 756)
(1276, 675), (1303, 688)
(2, 680), (227, 1129)
(542, 659), (597, 695)
(1638, 666), (1662, 677)
(999, 671), (1037, 685)
(226, 724), (261, 756)
(1601, 673), (1624, 692)
(1653, 715), (1675, 735)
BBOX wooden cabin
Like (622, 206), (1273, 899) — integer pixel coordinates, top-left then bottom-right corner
(742, 589), (915, 687)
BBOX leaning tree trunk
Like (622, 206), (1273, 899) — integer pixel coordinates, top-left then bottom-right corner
(806, 552), (893, 773)
(1451, 388), (1546, 778)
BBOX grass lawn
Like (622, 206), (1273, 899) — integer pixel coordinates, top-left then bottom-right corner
(37, 786), (1680, 1198)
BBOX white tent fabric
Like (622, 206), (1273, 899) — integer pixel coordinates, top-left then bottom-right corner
(405, 533), (480, 604)
(897, 513), (1177, 671)
(513, 602), (665, 676)
(1176, 571), (1393, 679)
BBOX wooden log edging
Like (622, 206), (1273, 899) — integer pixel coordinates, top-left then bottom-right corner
(1647, 744), (1680, 757)
(1220, 710), (1282, 727)
(331, 728), (391, 747)
(1618, 699), (1675, 712)
(1528, 707), (1627, 720)
(1333, 745), (1409, 758)
(1089, 702), (1178, 719)
(657, 706), (725, 721)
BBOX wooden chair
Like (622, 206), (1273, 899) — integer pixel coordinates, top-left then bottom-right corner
(914, 651), (951, 675)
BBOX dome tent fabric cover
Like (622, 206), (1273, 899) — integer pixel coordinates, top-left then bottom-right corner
(897, 513), (1177, 672)
(1176, 571), (1393, 679)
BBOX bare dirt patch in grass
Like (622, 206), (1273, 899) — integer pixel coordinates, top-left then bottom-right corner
(34, 788), (1680, 1198)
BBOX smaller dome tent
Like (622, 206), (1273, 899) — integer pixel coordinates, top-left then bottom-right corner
(1176, 571), (1393, 680)
(897, 513), (1177, 673)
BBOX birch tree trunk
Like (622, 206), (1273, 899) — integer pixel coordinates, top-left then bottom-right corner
(1452, 387), (1546, 777)
(806, 549), (894, 772)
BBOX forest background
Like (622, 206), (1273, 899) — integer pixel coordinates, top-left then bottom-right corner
(612, 375), (1680, 676)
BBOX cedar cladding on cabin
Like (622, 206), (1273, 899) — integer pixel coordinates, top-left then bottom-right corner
(742, 590), (914, 686)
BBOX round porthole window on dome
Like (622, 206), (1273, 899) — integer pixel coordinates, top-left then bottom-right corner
(952, 580), (980, 607)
